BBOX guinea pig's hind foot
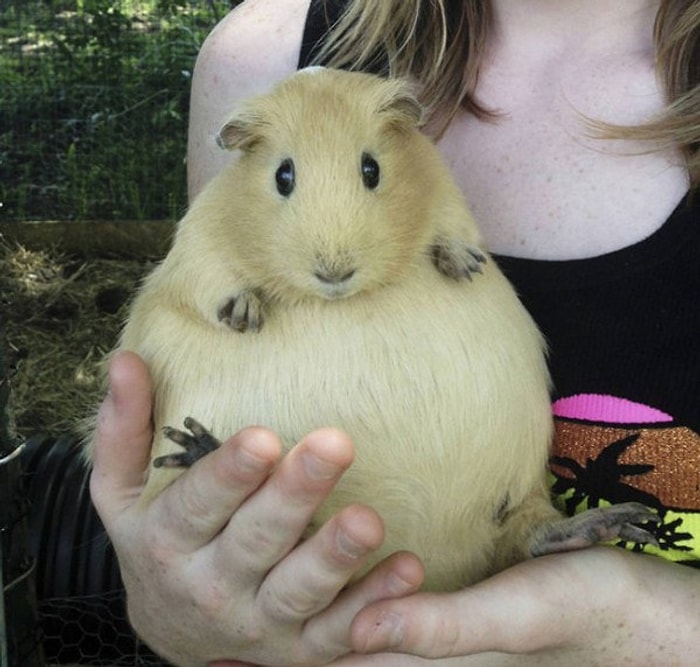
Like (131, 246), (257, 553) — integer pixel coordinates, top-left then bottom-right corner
(528, 502), (662, 557)
(153, 417), (221, 468)
(431, 237), (487, 281)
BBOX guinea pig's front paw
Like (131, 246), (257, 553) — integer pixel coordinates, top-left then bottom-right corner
(154, 417), (221, 468)
(431, 237), (487, 281)
(217, 288), (264, 333)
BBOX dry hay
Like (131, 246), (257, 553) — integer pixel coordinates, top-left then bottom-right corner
(0, 242), (152, 438)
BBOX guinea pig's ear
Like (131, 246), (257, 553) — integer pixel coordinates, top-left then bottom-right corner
(377, 80), (424, 128)
(216, 110), (263, 152)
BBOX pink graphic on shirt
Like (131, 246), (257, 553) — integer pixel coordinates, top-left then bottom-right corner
(552, 394), (673, 425)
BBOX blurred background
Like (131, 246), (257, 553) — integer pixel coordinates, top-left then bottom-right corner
(1, 0), (242, 222)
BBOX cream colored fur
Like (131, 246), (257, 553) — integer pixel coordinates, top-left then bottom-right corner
(89, 69), (559, 591)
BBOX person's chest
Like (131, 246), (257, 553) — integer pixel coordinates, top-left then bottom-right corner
(436, 46), (689, 260)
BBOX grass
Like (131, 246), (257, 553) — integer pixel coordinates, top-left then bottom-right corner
(0, 240), (151, 437)
(0, 0), (239, 222)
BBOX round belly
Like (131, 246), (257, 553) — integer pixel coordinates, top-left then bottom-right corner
(140, 262), (553, 588)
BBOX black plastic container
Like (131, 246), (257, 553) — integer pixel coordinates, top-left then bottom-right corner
(21, 434), (164, 665)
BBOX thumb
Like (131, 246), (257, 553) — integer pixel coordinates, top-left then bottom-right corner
(90, 351), (154, 523)
(350, 557), (571, 658)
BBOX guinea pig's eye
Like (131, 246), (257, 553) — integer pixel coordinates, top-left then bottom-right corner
(361, 153), (380, 190)
(275, 158), (295, 197)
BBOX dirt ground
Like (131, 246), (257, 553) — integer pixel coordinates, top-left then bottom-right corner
(1, 241), (152, 439)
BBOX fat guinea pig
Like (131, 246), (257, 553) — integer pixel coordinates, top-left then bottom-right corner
(87, 68), (658, 591)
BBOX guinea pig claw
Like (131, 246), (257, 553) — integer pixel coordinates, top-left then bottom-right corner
(431, 238), (487, 281)
(154, 417), (221, 468)
(528, 502), (662, 557)
(217, 288), (264, 333)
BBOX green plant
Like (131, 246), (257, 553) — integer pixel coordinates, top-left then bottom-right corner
(0, 0), (239, 222)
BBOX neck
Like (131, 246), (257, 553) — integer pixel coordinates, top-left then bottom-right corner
(488, 0), (661, 57)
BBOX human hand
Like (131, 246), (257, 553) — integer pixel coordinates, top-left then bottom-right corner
(89, 351), (424, 667)
(343, 546), (700, 666)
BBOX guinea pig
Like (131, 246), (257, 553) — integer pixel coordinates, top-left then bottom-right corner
(87, 68), (658, 591)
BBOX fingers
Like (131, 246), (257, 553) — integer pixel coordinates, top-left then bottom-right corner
(222, 428), (357, 578)
(148, 426), (354, 558)
(260, 503), (386, 621)
(351, 591), (459, 657)
(90, 351), (155, 523)
(302, 550), (425, 657)
(336, 550), (425, 614)
(152, 426), (282, 552)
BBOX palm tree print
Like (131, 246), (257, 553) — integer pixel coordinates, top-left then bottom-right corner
(550, 431), (695, 554)
(551, 433), (659, 513)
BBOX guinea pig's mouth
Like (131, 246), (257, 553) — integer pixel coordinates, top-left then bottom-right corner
(317, 284), (356, 300)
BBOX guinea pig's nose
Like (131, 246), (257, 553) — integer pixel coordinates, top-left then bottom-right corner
(314, 268), (356, 284)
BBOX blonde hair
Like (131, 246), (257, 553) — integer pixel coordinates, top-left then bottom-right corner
(614, 0), (700, 184)
(315, 0), (700, 186)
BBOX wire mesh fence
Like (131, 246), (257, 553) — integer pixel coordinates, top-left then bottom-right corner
(37, 591), (162, 666)
(1, 2), (241, 664)
(2, 316), (43, 667)
(11, 431), (172, 667)
(0, 0), (238, 223)
(22, 432), (167, 666)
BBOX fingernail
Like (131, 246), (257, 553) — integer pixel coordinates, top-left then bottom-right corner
(236, 445), (271, 474)
(336, 530), (367, 560)
(386, 570), (415, 596)
(302, 452), (339, 481)
(367, 611), (404, 650)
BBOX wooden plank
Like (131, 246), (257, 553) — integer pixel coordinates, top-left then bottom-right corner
(0, 220), (174, 259)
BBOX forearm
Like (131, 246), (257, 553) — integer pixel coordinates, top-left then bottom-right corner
(342, 548), (700, 666)
(554, 550), (700, 666)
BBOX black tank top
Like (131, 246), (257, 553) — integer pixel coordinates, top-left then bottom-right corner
(299, 0), (700, 566)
